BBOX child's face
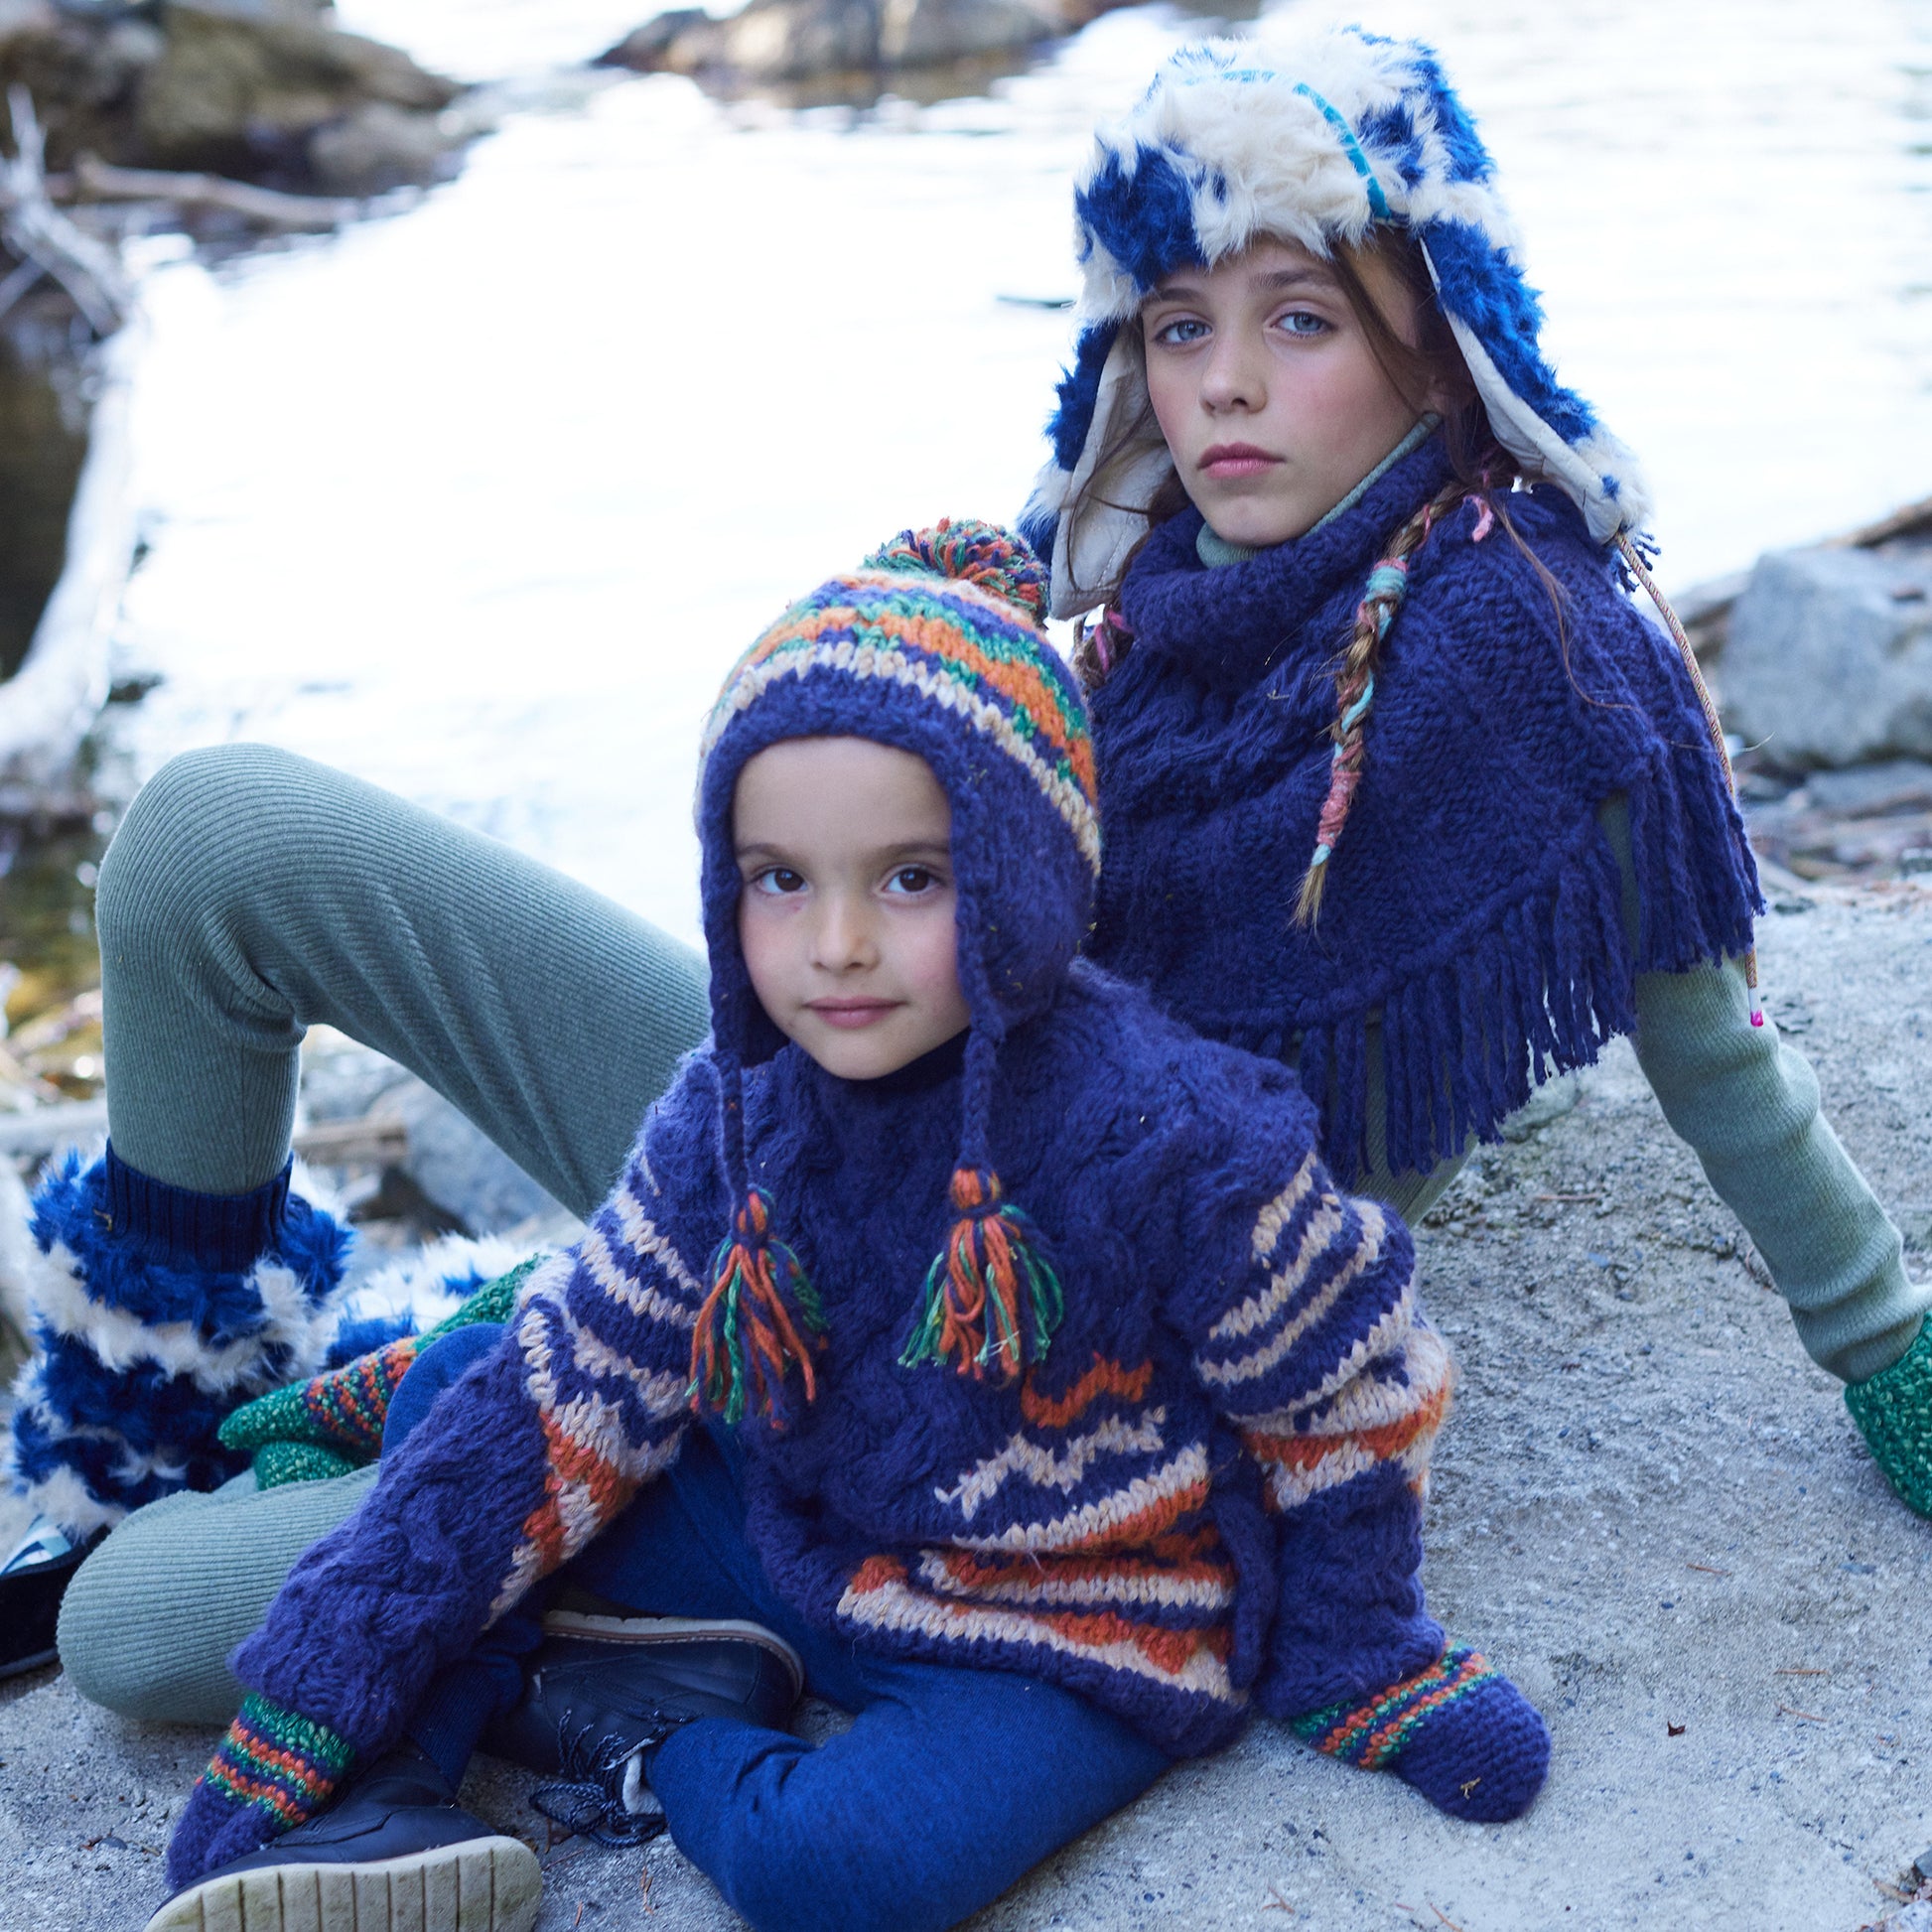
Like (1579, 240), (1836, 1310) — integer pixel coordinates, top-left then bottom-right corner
(1141, 236), (1425, 549)
(734, 736), (972, 1081)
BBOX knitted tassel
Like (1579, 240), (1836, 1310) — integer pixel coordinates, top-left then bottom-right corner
(900, 1168), (1064, 1383)
(689, 1188), (826, 1427)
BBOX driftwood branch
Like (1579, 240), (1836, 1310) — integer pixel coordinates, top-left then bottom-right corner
(0, 86), (131, 334)
(65, 154), (361, 233)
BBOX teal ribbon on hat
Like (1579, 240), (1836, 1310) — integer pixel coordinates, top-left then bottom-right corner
(1293, 82), (1393, 219)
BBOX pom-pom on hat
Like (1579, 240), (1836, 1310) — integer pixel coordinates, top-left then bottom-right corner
(1019, 27), (1652, 618)
(689, 518), (1099, 1423)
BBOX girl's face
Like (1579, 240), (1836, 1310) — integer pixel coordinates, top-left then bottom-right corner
(1141, 236), (1427, 549)
(734, 735), (971, 1081)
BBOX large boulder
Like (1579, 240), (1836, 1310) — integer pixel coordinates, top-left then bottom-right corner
(136, 0), (459, 181)
(1720, 541), (1932, 768)
(0, 0), (461, 186)
(0, 1), (168, 167)
(601, 0), (1066, 84)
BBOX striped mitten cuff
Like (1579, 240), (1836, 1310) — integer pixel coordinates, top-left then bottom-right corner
(218, 1258), (540, 1485)
(165, 1694), (354, 1889)
(1846, 1317), (1932, 1519)
(1290, 1645), (1549, 1822)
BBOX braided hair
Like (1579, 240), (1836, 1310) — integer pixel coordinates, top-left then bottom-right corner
(1293, 475), (1473, 925)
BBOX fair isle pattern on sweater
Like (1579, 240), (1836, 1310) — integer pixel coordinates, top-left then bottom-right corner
(228, 971), (1449, 1762)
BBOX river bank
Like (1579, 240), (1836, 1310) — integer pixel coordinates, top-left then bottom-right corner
(4, 880), (1932, 1932)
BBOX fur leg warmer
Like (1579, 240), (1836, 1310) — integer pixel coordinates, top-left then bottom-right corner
(4, 1147), (352, 1538)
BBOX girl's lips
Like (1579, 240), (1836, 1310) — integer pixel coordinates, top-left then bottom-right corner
(1199, 443), (1281, 480)
(806, 999), (900, 1031)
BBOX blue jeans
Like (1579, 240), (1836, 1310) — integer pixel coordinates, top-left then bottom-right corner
(385, 1327), (1175, 1932)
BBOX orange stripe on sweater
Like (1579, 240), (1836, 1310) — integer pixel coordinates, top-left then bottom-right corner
(1062, 1477), (1212, 1554)
(1021, 1356), (1156, 1430)
(933, 1528), (1229, 1594)
(1241, 1380), (1451, 1472)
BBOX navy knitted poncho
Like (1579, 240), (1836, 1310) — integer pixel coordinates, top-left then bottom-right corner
(226, 965), (1449, 1763)
(1090, 434), (1761, 1177)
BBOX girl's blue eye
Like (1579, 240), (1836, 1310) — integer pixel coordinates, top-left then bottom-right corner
(1275, 310), (1329, 338)
(1152, 317), (1208, 346)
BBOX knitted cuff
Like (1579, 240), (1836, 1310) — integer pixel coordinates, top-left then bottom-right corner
(1290, 1645), (1549, 1823)
(165, 1693), (353, 1889)
(1845, 1316), (1932, 1518)
(102, 1143), (292, 1273)
(217, 1257), (541, 1484)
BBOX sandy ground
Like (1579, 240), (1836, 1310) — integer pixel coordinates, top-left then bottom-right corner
(5, 882), (1932, 1932)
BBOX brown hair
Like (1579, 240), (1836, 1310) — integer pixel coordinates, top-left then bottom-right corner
(1065, 227), (1572, 922)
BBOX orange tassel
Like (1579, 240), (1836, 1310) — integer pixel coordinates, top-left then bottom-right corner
(689, 1189), (825, 1426)
(900, 1169), (1063, 1384)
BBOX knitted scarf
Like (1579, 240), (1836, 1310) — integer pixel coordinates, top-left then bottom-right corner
(1090, 435), (1761, 1177)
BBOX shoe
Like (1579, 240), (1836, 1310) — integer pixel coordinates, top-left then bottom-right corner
(143, 1740), (540, 1932)
(483, 1610), (805, 1846)
(0, 1520), (103, 1680)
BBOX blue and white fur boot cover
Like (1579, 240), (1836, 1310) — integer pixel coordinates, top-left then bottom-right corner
(4, 1150), (353, 1538)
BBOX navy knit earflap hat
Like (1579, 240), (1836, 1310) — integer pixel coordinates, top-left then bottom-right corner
(1019, 26), (1653, 616)
(689, 518), (1101, 1423)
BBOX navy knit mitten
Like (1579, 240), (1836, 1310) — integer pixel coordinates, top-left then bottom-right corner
(1291, 1646), (1550, 1822)
(4, 1147), (351, 1539)
(166, 1694), (354, 1889)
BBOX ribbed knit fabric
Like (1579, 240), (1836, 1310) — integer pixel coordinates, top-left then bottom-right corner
(101, 1145), (292, 1272)
(1629, 954), (1926, 1383)
(181, 964), (1456, 1892)
(166, 1691), (354, 1887)
(96, 742), (710, 1211)
(59, 1464), (380, 1725)
(1845, 1319), (1932, 1516)
(1293, 1645), (1548, 1822)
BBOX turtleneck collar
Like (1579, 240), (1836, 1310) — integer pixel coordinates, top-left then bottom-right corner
(1193, 414), (1441, 571)
(1121, 430), (1456, 693)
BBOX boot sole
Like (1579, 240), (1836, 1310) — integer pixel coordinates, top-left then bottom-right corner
(143, 1836), (541, 1932)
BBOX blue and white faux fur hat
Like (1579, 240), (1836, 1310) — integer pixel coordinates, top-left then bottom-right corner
(1020, 27), (1653, 619)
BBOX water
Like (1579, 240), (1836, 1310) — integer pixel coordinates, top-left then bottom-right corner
(106, 0), (1932, 947)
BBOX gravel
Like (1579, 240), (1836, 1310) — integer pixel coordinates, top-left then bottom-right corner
(5, 883), (1932, 1932)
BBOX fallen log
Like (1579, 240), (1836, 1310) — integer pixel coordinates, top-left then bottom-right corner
(62, 154), (361, 233)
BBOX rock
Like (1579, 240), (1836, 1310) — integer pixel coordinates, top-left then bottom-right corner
(134, 0), (458, 178)
(1797, 758), (1932, 818)
(601, 0), (1066, 84)
(1721, 541), (1932, 768)
(307, 98), (453, 193)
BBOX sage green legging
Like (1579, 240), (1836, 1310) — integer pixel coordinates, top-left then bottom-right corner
(56, 740), (1925, 1725)
(98, 742), (712, 1215)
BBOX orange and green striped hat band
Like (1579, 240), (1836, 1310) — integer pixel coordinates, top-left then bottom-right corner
(699, 529), (1100, 879)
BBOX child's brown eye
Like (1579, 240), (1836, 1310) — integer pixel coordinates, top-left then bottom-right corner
(891, 867), (935, 895)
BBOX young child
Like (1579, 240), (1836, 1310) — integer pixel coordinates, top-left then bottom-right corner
(150, 523), (1547, 1932)
(1016, 28), (1932, 1506)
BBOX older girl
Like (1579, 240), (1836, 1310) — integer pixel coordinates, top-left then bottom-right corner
(1016, 29), (1932, 1503)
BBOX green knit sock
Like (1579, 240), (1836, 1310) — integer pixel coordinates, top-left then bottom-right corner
(1845, 1316), (1932, 1517)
